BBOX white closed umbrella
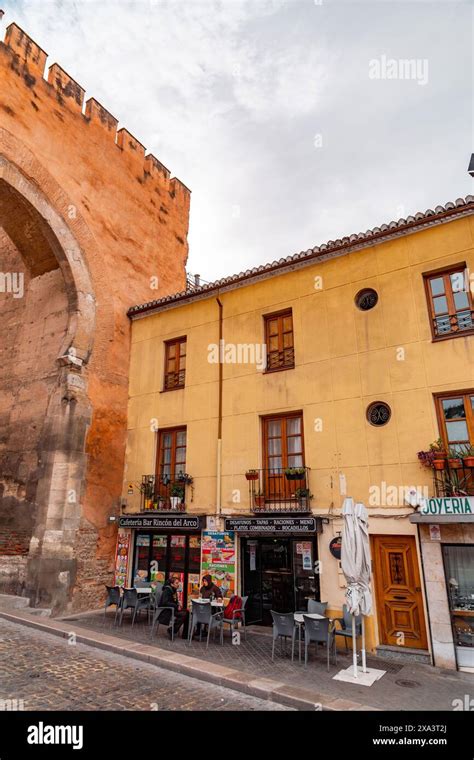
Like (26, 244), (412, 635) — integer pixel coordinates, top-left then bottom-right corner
(341, 497), (372, 678)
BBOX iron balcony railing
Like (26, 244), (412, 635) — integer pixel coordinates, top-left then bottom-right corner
(164, 368), (185, 391)
(433, 310), (474, 338)
(246, 467), (312, 513)
(140, 474), (187, 512)
(266, 347), (295, 372)
(432, 461), (474, 497)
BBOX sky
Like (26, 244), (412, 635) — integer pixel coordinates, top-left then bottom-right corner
(2, 0), (473, 281)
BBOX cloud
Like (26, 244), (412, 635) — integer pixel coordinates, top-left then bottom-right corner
(2, 0), (472, 281)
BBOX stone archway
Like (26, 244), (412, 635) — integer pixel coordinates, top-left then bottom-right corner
(0, 155), (96, 611)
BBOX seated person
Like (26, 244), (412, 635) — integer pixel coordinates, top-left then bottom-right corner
(158, 575), (187, 639)
(200, 574), (223, 601)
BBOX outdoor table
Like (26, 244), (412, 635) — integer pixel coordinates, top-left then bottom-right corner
(294, 612), (325, 663)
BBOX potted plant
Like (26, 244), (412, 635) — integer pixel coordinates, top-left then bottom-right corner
(170, 483), (185, 510)
(140, 476), (155, 510)
(462, 445), (474, 468)
(429, 438), (447, 471)
(284, 467), (306, 481)
(177, 472), (193, 486)
(295, 487), (312, 509)
(245, 469), (259, 481)
(253, 490), (265, 509)
(447, 448), (463, 470)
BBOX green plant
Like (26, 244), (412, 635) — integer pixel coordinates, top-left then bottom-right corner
(429, 438), (446, 455)
(448, 447), (462, 460)
(284, 467), (306, 476)
(170, 483), (185, 498)
(177, 471), (193, 485)
(462, 445), (474, 457)
(295, 487), (312, 499)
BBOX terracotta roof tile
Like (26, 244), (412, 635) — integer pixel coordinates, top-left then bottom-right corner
(128, 195), (474, 317)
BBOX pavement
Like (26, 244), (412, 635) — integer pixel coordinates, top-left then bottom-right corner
(0, 617), (291, 711)
(1, 606), (473, 711)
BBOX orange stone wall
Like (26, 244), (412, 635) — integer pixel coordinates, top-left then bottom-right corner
(0, 23), (190, 611)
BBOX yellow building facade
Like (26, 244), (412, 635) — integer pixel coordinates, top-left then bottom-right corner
(119, 197), (474, 670)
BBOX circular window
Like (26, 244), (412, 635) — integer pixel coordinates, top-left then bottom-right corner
(366, 401), (391, 426)
(355, 288), (378, 311)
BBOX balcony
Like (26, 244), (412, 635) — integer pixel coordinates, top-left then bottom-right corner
(432, 310), (474, 339)
(139, 474), (190, 512)
(245, 467), (312, 513)
(432, 460), (474, 497)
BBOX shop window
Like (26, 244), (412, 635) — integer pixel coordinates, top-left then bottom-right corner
(156, 427), (187, 486)
(443, 545), (474, 669)
(264, 309), (295, 372)
(424, 266), (474, 340)
(163, 337), (186, 390)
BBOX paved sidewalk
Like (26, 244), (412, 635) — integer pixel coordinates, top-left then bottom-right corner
(0, 618), (291, 711)
(1, 607), (473, 711)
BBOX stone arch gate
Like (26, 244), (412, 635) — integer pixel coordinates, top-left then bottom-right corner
(0, 153), (97, 612)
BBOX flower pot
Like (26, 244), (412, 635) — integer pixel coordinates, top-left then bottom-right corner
(144, 497), (153, 510)
(448, 458), (462, 470)
(245, 472), (259, 481)
(254, 496), (265, 509)
(463, 456), (474, 468)
(286, 472), (305, 481)
(433, 459), (446, 471)
(170, 497), (182, 510)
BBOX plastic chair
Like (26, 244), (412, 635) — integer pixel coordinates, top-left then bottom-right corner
(103, 585), (121, 625)
(270, 610), (296, 662)
(333, 604), (362, 650)
(302, 615), (337, 670)
(188, 600), (224, 648)
(150, 605), (176, 641)
(148, 583), (164, 623)
(308, 600), (328, 616)
(118, 588), (150, 627)
(222, 596), (248, 641)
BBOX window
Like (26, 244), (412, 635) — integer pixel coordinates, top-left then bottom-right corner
(164, 337), (186, 390)
(355, 288), (378, 311)
(156, 427), (187, 483)
(424, 266), (474, 339)
(262, 413), (305, 502)
(264, 310), (295, 371)
(366, 401), (392, 426)
(435, 391), (474, 454)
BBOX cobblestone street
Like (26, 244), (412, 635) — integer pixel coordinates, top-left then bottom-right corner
(0, 618), (291, 711)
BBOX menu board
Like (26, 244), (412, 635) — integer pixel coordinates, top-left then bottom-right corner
(114, 530), (130, 587)
(201, 531), (236, 599)
(187, 572), (201, 608)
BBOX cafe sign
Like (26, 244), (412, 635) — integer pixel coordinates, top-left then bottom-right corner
(119, 515), (203, 530)
(418, 497), (474, 517)
(224, 517), (320, 534)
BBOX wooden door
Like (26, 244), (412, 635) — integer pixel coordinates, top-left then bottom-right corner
(372, 535), (428, 650)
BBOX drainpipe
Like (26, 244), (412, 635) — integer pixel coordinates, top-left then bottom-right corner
(216, 297), (223, 517)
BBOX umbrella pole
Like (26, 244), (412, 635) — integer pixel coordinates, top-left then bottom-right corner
(361, 616), (367, 673)
(352, 614), (358, 678)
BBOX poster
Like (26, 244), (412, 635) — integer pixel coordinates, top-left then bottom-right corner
(249, 540), (257, 571)
(302, 542), (312, 570)
(201, 531), (236, 599)
(187, 572), (201, 608)
(114, 530), (130, 587)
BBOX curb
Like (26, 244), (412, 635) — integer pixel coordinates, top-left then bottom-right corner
(0, 609), (377, 712)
